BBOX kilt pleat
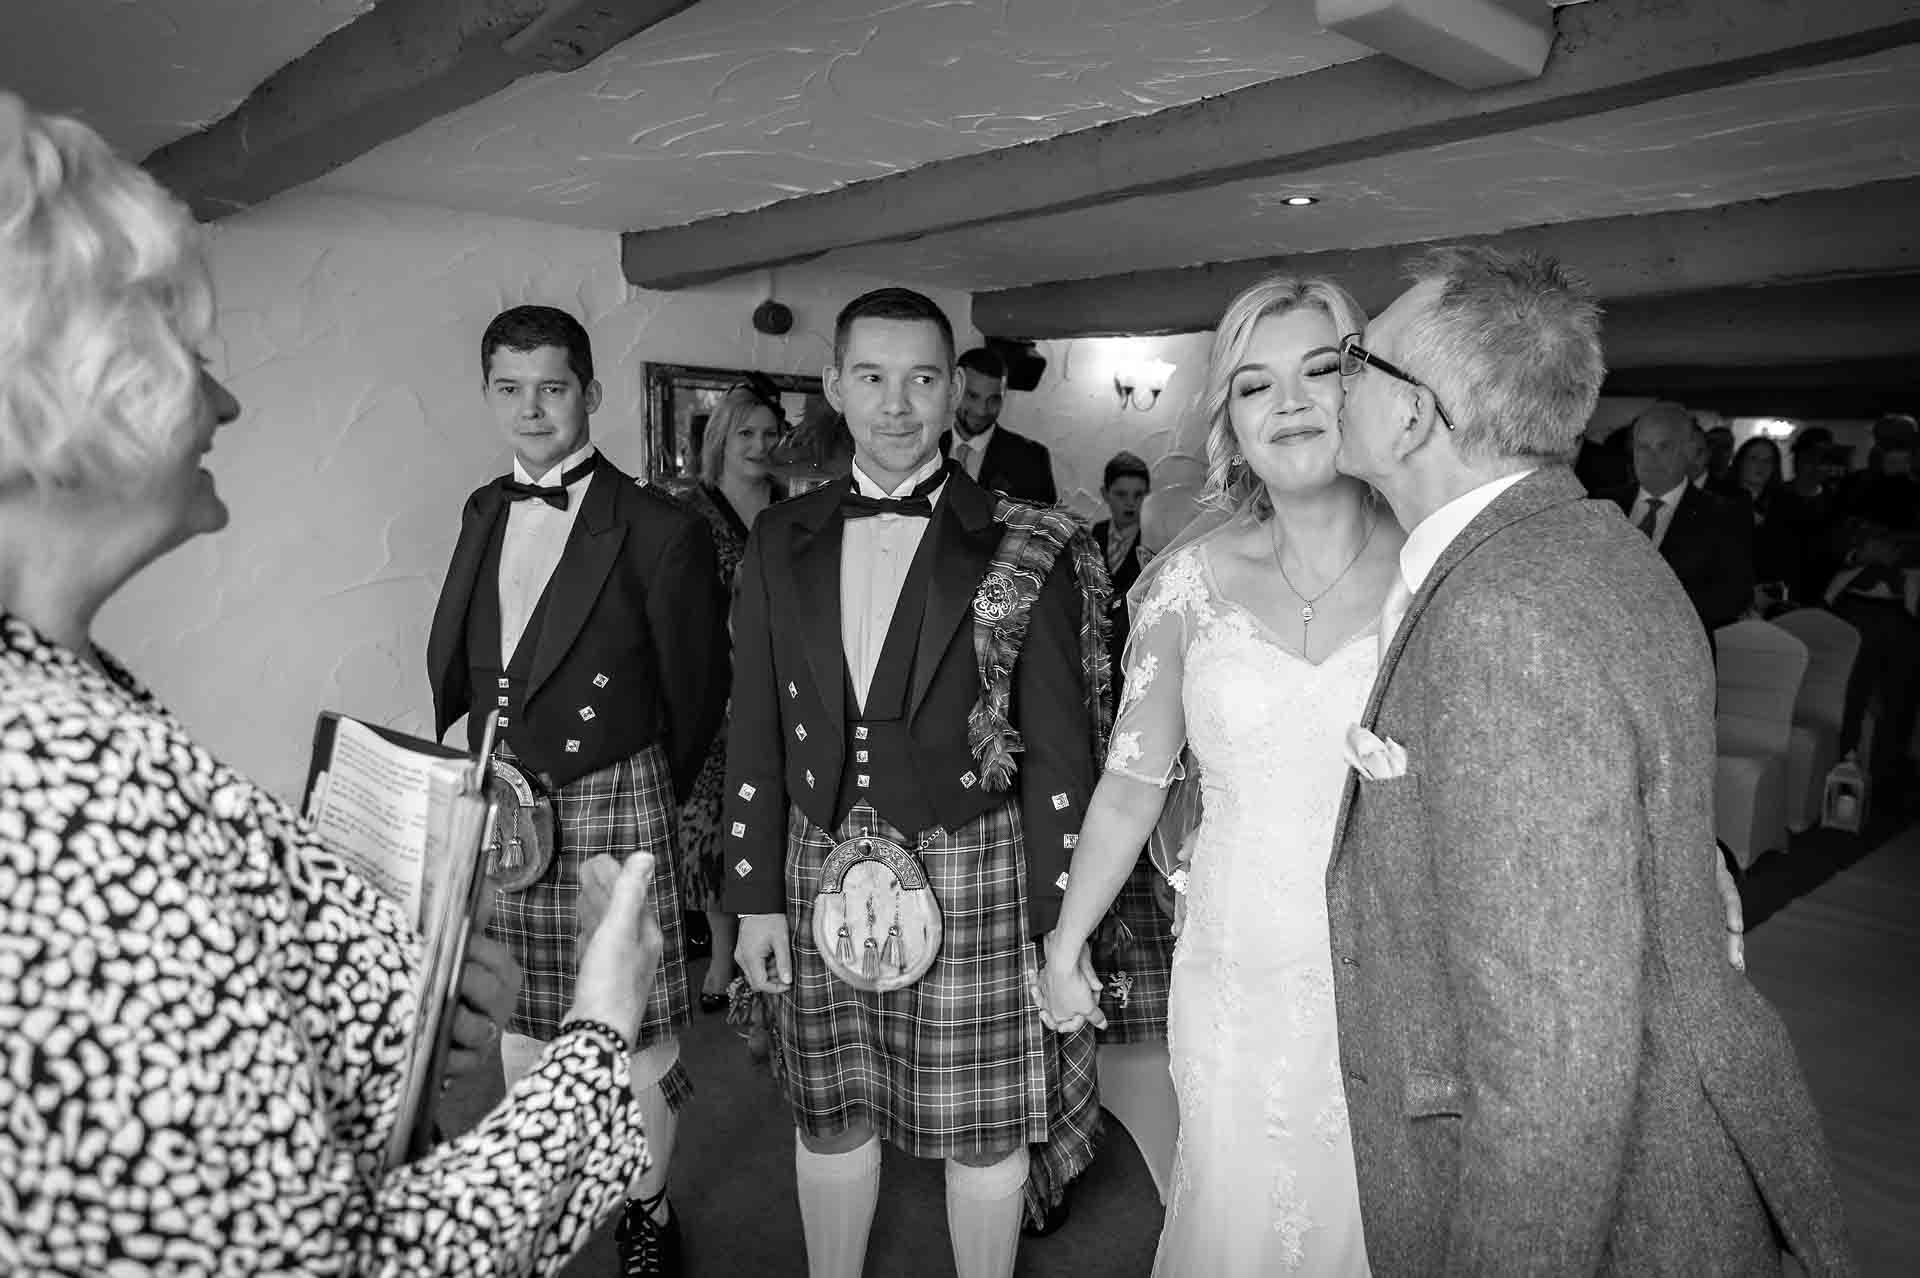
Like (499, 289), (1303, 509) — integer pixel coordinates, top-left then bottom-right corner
(777, 801), (1099, 1226)
(488, 742), (692, 1083)
(1093, 852), (1175, 1044)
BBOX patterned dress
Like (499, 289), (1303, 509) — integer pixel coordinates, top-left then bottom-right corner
(1109, 544), (1375, 1276)
(0, 614), (646, 1274)
(672, 482), (751, 913)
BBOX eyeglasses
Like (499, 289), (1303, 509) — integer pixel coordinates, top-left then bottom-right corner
(1337, 333), (1454, 431)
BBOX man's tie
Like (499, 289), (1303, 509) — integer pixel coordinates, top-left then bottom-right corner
(952, 439), (975, 479)
(841, 464), (949, 520)
(1636, 495), (1664, 539)
(1377, 571), (1414, 665)
(502, 454), (597, 510)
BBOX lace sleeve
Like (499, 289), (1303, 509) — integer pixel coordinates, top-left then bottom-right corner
(1105, 546), (1204, 787)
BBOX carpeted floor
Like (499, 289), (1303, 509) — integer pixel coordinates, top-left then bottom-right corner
(440, 989), (1163, 1278)
(440, 798), (1913, 1277)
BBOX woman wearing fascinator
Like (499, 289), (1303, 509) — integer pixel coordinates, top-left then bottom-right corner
(1037, 275), (1404, 1275)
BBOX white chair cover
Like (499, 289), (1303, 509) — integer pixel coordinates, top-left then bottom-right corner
(1712, 620), (1809, 866)
(1772, 610), (1861, 831)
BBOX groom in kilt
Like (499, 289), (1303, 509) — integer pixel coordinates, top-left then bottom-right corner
(726, 287), (1102, 1278)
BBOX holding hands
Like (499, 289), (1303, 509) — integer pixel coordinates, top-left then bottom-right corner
(1032, 932), (1106, 1034)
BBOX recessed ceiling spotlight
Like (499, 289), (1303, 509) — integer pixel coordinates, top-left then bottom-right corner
(1283, 195), (1318, 207)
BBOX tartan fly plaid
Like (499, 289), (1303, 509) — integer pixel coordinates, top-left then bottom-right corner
(778, 800), (1099, 1225)
(489, 741), (693, 1107)
(1094, 851), (1175, 1044)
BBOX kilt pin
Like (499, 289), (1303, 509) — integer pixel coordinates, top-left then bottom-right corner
(722, 466), (1102, 1227)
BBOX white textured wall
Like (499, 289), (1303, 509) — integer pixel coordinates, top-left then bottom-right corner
(97, 189), (974, 803)
(1002, 333), (1216, 523)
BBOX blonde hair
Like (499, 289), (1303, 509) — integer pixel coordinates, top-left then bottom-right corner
(1195, 275), (1368, 518)
(0, 93), (214, 491)
(698, 385), (781, 484)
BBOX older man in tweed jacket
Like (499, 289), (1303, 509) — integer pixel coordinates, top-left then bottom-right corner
(1329, 247), (1853, 1276)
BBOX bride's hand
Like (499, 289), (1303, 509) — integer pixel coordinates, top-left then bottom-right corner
(1032, 933), (1106, 1033)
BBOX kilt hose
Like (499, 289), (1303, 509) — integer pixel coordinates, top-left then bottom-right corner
(1094, 851), (1175, 1044)
(489, 740), (693, 1110)
(776, 800), (1100, 1227)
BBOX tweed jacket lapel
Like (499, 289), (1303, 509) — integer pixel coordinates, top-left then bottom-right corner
(1331, 466), (1589, 867)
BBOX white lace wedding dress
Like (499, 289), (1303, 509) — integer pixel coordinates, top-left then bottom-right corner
(1107, 542), (1375, 1277)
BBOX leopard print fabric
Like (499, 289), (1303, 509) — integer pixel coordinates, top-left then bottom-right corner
(0, 614), (647, 1275)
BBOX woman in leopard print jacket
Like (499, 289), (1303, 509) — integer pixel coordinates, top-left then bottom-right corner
(0, 94), (660, 1275)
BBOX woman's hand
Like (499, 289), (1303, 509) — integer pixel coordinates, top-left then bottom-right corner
(1032, 932), (1105, 1034)
(443, 932), (521, 1080)
(566, 853), (664, 1045)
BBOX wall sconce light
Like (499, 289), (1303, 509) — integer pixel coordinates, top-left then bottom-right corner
(1115, 357), (1177, 411)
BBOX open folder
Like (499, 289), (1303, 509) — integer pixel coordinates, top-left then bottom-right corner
(303, 711), (498, 1170)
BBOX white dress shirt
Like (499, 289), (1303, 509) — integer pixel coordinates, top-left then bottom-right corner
(841, 454), (947, 709)
(1400, 468), (1537, 597)
(1628, 480), (1690, 551)
(499, 441), (596, 659)
(949, 425), (995, 481)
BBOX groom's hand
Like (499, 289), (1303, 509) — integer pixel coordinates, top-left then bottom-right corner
(737, 912), (793, 993)
(1033, 933), (1105, 1033)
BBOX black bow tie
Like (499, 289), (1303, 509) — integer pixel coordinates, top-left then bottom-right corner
(841, 464), (949, 520)
(502, 454), (597, 510)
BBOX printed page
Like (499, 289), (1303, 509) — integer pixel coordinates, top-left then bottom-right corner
(307, 716), (443, 927)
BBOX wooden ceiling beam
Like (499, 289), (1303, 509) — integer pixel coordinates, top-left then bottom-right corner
(1602, 361), (1920, 420)
(619, 0), (1920, 290)
(973, 178), (1920, 339)
(144, 0), (700, 222)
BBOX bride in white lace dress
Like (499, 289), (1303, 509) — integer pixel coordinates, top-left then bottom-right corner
(1040, 276), (1404, 1276)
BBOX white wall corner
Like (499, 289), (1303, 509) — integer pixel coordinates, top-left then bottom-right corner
(1316, 0), (1554, 91)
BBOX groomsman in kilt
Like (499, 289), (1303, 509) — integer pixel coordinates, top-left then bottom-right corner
(726, 287), (1103, 1278)
(428, 305), (727, 1277)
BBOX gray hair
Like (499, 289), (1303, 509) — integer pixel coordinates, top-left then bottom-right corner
(1196, 274), (1368, 518)
(0, 94), (214, 490)
(1395, 246), (1605, 465)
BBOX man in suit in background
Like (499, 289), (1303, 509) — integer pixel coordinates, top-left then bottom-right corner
(1330, 246), (1851, 1276)
(427, 305), (728, 1277)
(940, 346), (1059, 504)
(1606, 401), (1754, 642)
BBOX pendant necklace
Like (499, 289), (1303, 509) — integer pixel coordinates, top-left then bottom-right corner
(1272, 512), (1377, 646)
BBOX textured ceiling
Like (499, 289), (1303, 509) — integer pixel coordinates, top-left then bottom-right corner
(3, 0), (374, 158)
(320, 0), (1375, 231)
(822, 44), (1920, 289)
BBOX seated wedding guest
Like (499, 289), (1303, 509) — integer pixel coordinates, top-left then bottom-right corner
(1605, 402), (1754, 643)
(1774, 428), (1844, 602)
(1719, 436), (1795, 595)
(671, 380), (786, 1010)
(0, 94), (662, 1274)
(1827, 524), (1920, 796)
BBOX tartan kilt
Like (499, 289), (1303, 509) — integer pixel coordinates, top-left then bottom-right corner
(488, 741), (693, 1103)
(1094, 850), (1175, 1044)
(778, 800), (1100, 1223)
